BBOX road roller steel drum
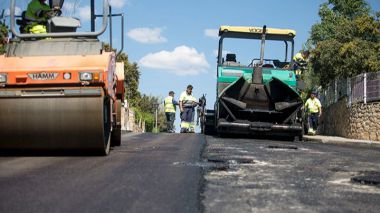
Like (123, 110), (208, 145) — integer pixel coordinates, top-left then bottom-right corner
(0, 87), (111, 152)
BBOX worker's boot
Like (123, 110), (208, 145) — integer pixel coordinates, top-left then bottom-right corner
(308, 128), (314, 135)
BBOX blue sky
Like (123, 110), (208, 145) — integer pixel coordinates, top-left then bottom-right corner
(114, 0), (380, 103)
(2, 0), (380, 131)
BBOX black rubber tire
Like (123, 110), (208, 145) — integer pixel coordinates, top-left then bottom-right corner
(293, 135), (303, 142)
(111, 126), (121, 147)
(299, 122), (305, 142)
(101, 136), (111, 156)
(218, 133), (229, 138)
(204, 124), (216, 135)
(101, 98), (112, 156)
(111, 100), (122, 147)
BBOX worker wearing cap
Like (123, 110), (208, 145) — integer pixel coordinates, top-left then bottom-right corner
(293, 50), (310, 78)
(25, 0), (59, 33)
(179, 85), (198, 133)
(164, 91), (179, 133)
(305, 91), (322, 135)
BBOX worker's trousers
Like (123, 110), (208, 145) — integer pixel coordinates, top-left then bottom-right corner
(308, 113), (319, 132)
(165, 112), (175, 132)
(180, 107), (195, 133)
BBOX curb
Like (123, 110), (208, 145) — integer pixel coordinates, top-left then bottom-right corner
(303, 135), (380, 147)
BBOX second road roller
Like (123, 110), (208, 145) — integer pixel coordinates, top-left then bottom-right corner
(0, 0), (125, 155)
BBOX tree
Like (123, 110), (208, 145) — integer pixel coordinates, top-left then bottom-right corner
(103, 44), (142, 106)
(116, 52), (141, 106)
(103, 44), (164, 132)
(136, 94), (166, 132)
(308, 0), (380, 87)
(0, 22), (8, 54)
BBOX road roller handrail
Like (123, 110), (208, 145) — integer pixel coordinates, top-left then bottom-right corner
(10, 0), (109, 39)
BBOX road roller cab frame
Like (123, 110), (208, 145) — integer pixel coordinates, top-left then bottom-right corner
(202, 26), (304, 140)
(0, 0), (125, 155)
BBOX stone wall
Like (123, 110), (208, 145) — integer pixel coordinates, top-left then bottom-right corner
(319, 98), (380, 141)
(122, 103), (145, 133)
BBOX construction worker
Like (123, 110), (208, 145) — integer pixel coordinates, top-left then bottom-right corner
(305, 91), (322, 135)
(25, 0), (60, 34)
(293, 50), (310, 78)
(179, 85), (198, 133)
(164, 91), (179, 133)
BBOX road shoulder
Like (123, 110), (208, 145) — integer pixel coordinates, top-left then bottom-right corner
(304, 135), (380, 147)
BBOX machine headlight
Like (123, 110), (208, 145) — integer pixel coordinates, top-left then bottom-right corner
(79, 72), (93, 81)
(0, 74), (7, 83)
(63, 72), (72, 80)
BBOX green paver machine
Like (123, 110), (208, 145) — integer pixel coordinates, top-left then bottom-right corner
(201, 25), (304, 140)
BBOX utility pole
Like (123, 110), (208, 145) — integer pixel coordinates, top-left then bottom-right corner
(155, 107), (158, 130)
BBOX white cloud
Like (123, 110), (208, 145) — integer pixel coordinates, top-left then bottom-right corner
(59, 3), (89, 21)
(109, 0), (127, 8)
(62, 2), (75, 16)
(62, 2), (75, 11)
(127, 27), (167, 44)
(78, 6), (91, 21)
(139, 45), (210, 76)
(204, 29), (219, 39)
(4, 7), (22, 16)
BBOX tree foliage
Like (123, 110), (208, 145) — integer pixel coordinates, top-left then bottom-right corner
(136, 94), (166, 132)
(115, 52), (141, 107)
(103, 44), (141, 106)
(309, 0), (380, 87)
(0, 21), (8, 54)
(103, 44), (163, 132)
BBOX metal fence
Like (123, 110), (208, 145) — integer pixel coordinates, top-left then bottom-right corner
(319, 71), (380, 108)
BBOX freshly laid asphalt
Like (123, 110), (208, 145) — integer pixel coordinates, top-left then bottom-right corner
(202, 135), (380, 213)
(0, 133), (205, 213)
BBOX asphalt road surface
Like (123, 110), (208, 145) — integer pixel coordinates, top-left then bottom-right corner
(202, 136), (380, 213)
(1, 133), (380, 213)
(0, 133), (205, 213)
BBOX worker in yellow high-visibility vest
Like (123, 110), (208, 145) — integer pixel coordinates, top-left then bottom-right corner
(179, 85), (198, 133)
(25, 0), (60, 34)
(293, 50), (310, 79)
(305, 91), (322, 135)
(164, 91), (179, 133)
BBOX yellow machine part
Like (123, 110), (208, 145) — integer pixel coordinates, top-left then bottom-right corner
(219, 26), (296, 37)
(0, 87), (111, 154)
